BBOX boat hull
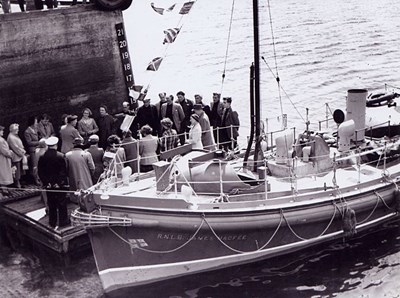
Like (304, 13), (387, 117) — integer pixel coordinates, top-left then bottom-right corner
(85, 186), (399, 293)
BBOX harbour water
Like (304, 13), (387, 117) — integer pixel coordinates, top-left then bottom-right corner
(2, 0), (400, 297)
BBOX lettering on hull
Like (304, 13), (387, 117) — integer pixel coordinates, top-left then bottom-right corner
(156, 234), (247, 241)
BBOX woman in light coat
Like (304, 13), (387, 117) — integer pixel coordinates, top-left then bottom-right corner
(188, 114), (203, 150)
(7, 123), (26, 188)
(138, 125), (158, 172)
(0, 125), (13, 194)
(78, 108), (99, 145)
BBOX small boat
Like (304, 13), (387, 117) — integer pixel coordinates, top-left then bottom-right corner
(71, 1), (400, 294)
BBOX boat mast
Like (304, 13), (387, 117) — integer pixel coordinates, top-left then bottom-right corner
(253, 0), (261, 171)
(243, 64), (255, 167)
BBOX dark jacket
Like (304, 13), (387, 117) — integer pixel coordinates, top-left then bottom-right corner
(97, 114), (115, 149)
(135, 104), (159, 135)
(38, 148), (68, 187)
(210, 101), (224, 127)
(221, 107), (240, 139)
(177, 99), (194, 132)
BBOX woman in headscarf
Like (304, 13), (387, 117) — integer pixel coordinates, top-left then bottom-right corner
(187, 114), (203, 150)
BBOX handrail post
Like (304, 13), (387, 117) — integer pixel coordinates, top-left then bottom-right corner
(264, 161), (268, 200)
(219, 160), (224, 197)
(230, 124), (234, 149)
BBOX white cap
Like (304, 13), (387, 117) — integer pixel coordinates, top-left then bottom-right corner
(45, 136), (59, 146)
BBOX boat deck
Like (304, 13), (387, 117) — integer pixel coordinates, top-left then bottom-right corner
(92, 162), (400, 211)
(0, 194), (89, 253)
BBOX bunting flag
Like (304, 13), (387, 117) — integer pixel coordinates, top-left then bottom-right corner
(131, 85), (143, 92)
(146, 57), (163, 71)
(179, 1), (194, 14)
(151, 2), (165, 15)
(166, 4), (176, 12)
(129, 85), (143, 100)
(163, 28), (180, 44)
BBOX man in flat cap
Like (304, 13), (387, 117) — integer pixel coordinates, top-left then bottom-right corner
(85, 134), (104, 183)
(60, 115), (83, 154)
(38, 137), (70, 228)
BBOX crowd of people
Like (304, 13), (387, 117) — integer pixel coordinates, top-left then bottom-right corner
(0, 91), (240, 227)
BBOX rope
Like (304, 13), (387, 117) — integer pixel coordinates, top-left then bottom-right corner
(283, 204), (337, 241)
(266, 0), (286, 127)
(261, 57), (306, 123)
(356, 191), (381, 224)
(258, 210), (283, 250)
(220, 0), (236, 95)
(375, 190), (397, 211)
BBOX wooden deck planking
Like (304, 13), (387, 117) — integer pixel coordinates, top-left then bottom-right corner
(1, 194), (89, 253)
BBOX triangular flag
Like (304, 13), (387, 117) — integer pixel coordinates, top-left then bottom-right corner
(146, 57), (163, 71)
(163, 28), (180, 44)
(151, 2), (164, 15)
(131, 85), (143, 92)
(179, 1), (194, 14)
(167, 3), (176, 12)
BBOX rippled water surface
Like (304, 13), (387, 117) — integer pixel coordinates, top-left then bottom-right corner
(2, 0), (400, 297)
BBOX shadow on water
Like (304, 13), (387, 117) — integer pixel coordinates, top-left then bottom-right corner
(106, 217), (400, 298)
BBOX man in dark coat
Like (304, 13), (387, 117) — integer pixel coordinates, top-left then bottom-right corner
(220, 97), (240, 150)
(115, 101), (137, 139)
(176, 91), (194, 145)
(135, 98), (159, 136)
(37, 136), (70, 228)
(210, 92), (224, 146)
(97, 105), (116, 150)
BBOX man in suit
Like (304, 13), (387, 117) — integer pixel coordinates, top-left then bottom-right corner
(210, 92), (224, 147)
(176, 91), (194, 145)
(161, 95), (185, 142)
(220, 97), (240, 150)
(155, 92), (167, 120)
(38, 137), (70, 228)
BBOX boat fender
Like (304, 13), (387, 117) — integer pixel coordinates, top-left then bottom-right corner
(393, 189), (400, 213)
(342, 207), (357, 238)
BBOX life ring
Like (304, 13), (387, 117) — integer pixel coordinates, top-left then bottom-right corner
(94, 0), (132, 11)
(366, 93), (399, 107)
